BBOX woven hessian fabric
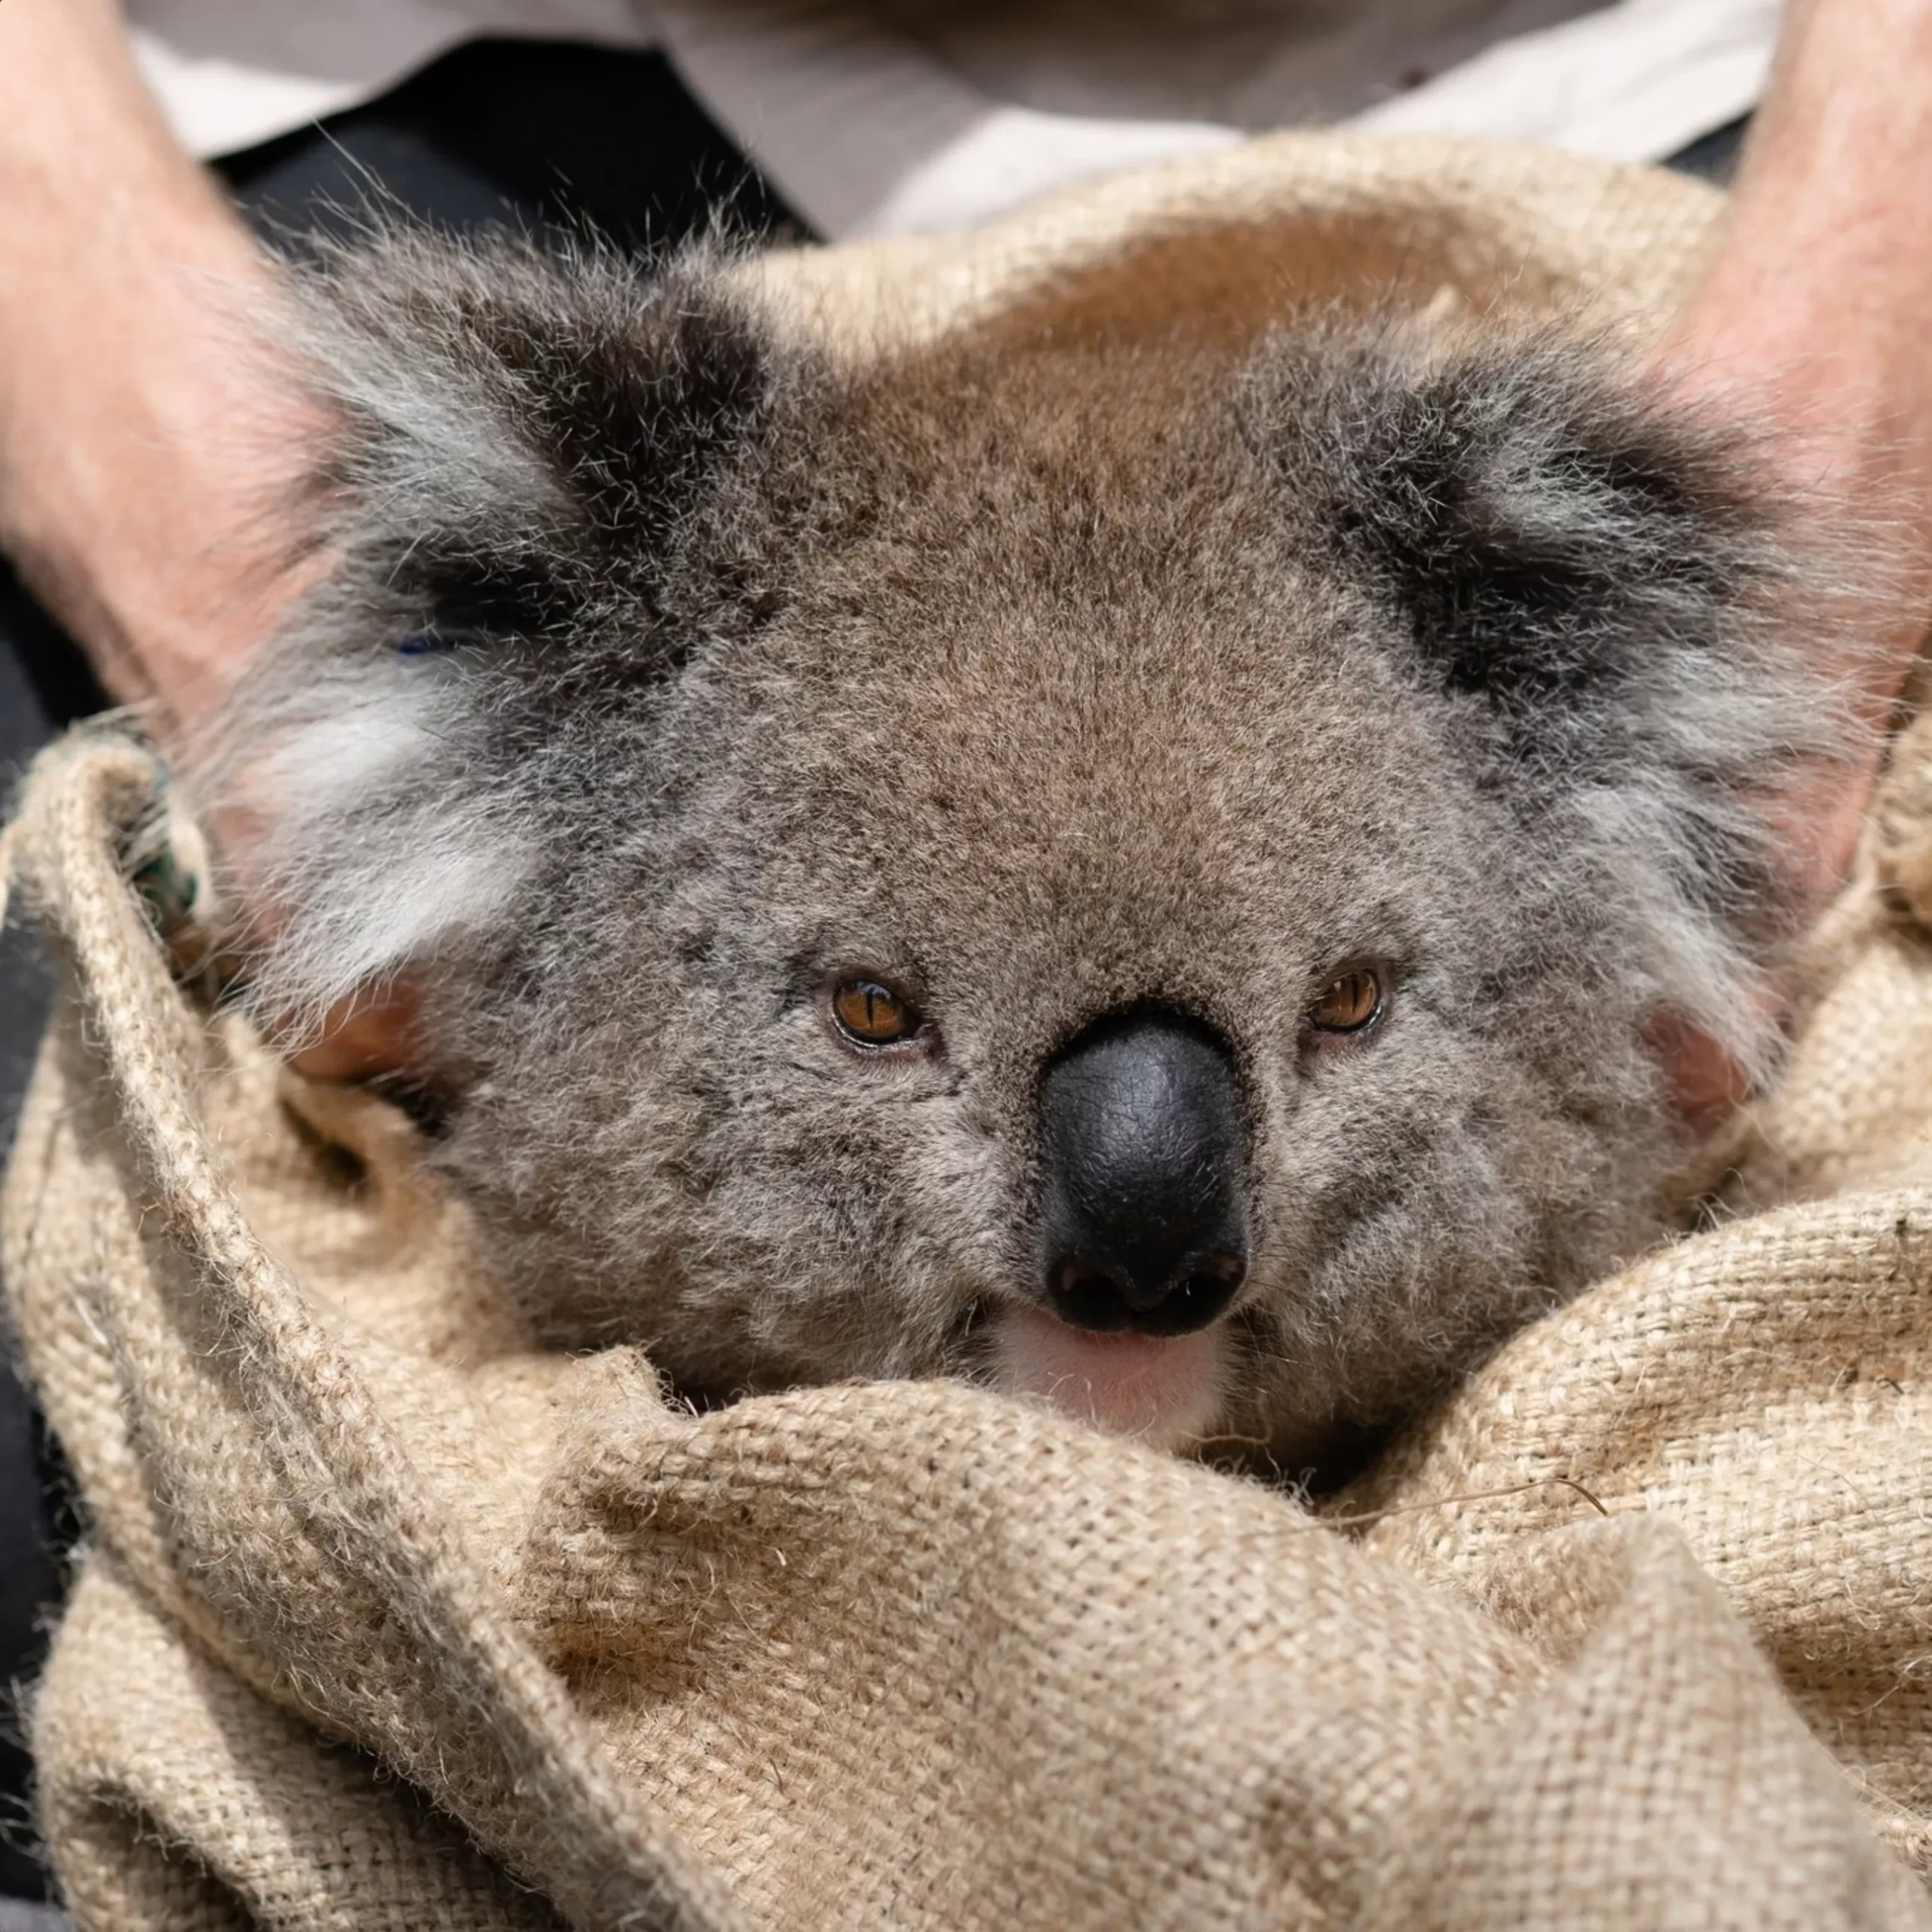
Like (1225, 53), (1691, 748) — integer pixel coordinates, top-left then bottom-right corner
(6, 134), (1932, 1930)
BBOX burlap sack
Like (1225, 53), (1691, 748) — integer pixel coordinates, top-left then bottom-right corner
(5, 134), (1932, 1931)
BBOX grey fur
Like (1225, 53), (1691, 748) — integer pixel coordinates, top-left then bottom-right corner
(195, 230), (1855, 1469)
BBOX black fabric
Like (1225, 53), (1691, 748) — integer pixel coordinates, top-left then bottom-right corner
(0, 37), (787, 1904)
(222, 38), (800, 254)
(0, 568), (88, 1907)
(1665, 112), (1751, 185)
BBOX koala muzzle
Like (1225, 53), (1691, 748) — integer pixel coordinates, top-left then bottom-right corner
(1036, 1011), (1249, 1338)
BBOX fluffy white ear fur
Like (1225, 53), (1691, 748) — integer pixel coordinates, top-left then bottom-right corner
(1560, 637), (1848, 1097)
(202, 658), (535, 1038)
(180, 231), (774, 1045)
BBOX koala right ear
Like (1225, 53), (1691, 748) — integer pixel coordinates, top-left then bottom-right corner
(306, 229), (779, 644)
(195, 232), (787, 1045)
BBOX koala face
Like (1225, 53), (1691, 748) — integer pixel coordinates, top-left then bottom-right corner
(208, 237), (1833, 1469)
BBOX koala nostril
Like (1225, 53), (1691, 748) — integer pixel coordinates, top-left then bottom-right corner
(1036, 1008), (1251, 1340)
(1158, 1260), (1246, 1336)
(1047, 1251), (1246, 1337)
(1048, 1257), (1137, 1332)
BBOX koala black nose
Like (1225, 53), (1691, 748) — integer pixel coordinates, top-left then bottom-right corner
(1036, 1011), (1249, 1338)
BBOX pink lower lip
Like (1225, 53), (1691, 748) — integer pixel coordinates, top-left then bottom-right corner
(987, 1303), (1225, 1446)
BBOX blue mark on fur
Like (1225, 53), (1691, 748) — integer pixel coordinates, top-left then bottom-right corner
(396, 629), (459, 658)
(396, 625), (515, 658)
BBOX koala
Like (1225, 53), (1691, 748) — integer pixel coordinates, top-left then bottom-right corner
(196, 230), (1846, 1475)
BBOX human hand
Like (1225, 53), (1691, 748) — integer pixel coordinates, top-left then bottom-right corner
(1642, 0), (1932, 1121)
(1648, 0), (1932, 901)
(0, 0), (330, 752)
(0, 0), (404, 1078)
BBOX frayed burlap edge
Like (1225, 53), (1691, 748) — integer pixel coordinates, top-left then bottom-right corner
(4, 731), (744, 1930)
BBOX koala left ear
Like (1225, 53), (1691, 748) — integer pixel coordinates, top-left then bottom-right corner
(1247, 325), (1862, 1095)
(1246, 330), (1782, 742)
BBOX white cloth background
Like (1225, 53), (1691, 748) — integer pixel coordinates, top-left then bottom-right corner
(126, 0), (1780, 236)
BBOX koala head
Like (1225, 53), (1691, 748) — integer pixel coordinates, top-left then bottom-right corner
(201, 234), (1841, 1472)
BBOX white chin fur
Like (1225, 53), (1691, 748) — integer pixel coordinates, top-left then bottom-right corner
(989, 1303), (1226, 1451)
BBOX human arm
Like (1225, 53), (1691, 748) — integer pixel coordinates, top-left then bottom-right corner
(1654, 0), (1932, 891)
(0, 0), (375, 1065)
(0, 0), (325, 746)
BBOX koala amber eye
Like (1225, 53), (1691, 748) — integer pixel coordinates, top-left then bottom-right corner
(831, 977), (921, 1048)
(1307, 966), (1384, 1034)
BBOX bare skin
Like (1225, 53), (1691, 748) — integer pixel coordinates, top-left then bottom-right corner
(1644, 0), (1932, 1115)
(0, 0), (345, 1063)
(1, 0), (1928, 1088)
(1654, 0), (1932, 878)
(0, 0), (321, 743)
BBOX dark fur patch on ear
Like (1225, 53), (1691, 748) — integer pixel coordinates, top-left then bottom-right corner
(198, 229), (801, 1033)
(454, 269), (771, 553)
(1241, 323), (1844, 965)
(1245, 330), (1777, 728)
(300, 229), (781, 648)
